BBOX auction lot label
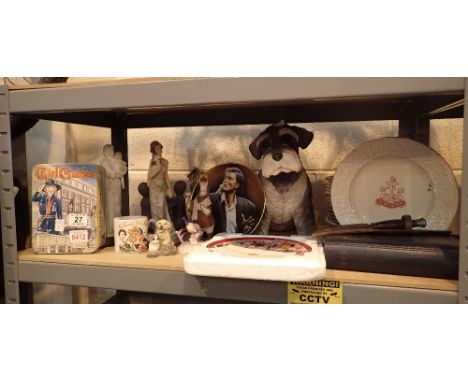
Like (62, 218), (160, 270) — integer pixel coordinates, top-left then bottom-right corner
(288, 280), (343, 304)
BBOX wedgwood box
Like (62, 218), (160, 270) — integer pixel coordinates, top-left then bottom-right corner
(31, 164), (107, 254)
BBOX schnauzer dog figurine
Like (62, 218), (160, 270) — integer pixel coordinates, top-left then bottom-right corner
(249, 120), (316, 235)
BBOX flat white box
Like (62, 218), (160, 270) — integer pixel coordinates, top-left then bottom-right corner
(183, 234), (326, 282)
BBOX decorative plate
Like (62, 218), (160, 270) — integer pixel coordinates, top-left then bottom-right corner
(207, 236), (312, 258)
(191, 162), (266, 234)
(331, 138), (458, 230)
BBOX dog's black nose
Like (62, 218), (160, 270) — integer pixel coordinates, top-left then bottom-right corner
(273, 152), (283, 161)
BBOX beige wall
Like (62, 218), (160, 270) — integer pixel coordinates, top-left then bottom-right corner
(64, 118), (464, 231)
(430, 118), (463, 233)
(24, 117), (463, 231)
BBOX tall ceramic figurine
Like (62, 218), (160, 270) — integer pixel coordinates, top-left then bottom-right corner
(113, 150), (128, 220)
(114, 151), (127, 190)
(99, 144), (127, 237)
(147, 141), (173, 224)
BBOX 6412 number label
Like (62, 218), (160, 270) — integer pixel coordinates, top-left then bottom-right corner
(69, 230), (88, 248)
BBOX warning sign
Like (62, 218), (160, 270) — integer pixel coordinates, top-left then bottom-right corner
(288, 280), (343, 304)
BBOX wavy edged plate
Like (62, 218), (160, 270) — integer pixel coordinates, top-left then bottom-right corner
(331, 138), (458, 230)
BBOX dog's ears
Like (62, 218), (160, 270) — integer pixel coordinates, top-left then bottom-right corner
(249, 137), (262, 160)
(249, 122), (314, 159)
(291, 125), (314, 149)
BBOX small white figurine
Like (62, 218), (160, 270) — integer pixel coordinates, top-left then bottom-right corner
(99, 144), (127, 237)
(147, 141), (173, 224)
(148, 219), (177, 257)
(174, 220), (203, 256)
(147, 234), (159, 257)
(186, 221), (203, 245)
(114, 151), (127, 190)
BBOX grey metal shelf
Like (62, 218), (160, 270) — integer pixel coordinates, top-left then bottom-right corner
(1, 78), (467, 303)
(9, 78), (464, 114)
(17, 257), (457, 304)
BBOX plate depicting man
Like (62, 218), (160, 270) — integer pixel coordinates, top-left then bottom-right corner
(204, 164), (265, 235)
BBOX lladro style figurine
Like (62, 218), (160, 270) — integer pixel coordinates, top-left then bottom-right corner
(99, 144), (128, 237)
(147, 141), (173, 224)
(114, 151), (127, 190)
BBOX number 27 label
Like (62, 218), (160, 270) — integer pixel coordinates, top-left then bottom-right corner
(68, 213), (88, 226)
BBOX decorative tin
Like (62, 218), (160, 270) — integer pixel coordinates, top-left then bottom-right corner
(31, 164), (107, 254)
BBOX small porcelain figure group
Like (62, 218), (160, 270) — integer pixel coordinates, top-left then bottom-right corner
(102, 120), (317, 256)
(100, 141), (180, 256)
(144, 141), (257, 247)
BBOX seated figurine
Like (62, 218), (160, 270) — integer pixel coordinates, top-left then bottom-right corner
(148, 219), (177, 257)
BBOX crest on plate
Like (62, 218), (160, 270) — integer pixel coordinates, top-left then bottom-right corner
(375, 176), (406, 209)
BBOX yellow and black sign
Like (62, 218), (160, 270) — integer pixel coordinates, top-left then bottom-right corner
(288, 280), (343, 304)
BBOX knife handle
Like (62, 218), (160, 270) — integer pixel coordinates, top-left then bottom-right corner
(371, 215), (426, 230)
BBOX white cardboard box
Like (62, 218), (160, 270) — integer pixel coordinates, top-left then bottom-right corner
(183, 234), (326, 282)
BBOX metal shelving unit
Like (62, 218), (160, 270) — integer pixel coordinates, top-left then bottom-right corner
(1, 77), (467, 303)
(16, 255), (458, 304)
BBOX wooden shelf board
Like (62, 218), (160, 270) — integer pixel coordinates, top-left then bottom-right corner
(18, 247), (184, 271)
(18, 247), (458, 292)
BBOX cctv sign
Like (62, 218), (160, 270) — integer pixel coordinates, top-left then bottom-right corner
(288, 280), (343, 304)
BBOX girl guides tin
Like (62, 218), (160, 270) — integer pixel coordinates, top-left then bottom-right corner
(31, 164), (107, 254)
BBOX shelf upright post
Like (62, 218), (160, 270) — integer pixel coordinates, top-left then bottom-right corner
(459, 78), (468, 304)
(398, 100), (416, 139)
(0, 85), (20, 303)
(111, 114), (129, 216)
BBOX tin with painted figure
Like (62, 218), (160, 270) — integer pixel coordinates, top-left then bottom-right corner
(31, 164), (107, 254)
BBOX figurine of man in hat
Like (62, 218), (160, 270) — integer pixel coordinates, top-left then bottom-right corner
(32, 179), (63, 234)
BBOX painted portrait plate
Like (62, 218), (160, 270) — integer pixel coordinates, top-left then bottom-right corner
(331, 138), (458, 230)
(191, 163), (265, 235)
